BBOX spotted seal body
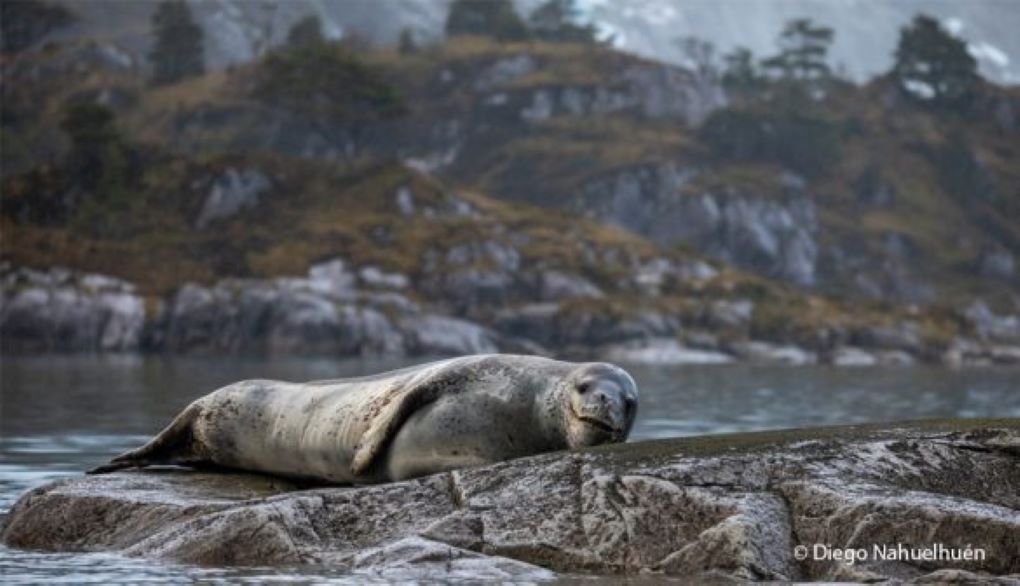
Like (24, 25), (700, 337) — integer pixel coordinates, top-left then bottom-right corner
(88, 354), (639, 483)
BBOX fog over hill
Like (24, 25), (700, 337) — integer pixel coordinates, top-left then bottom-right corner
(570, 0), (1019, 84)
(43, 0), (1020, 83)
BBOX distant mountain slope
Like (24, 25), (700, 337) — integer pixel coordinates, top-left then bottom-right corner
(3, 36), (1018, 308)
(29, 0), (1020, 84)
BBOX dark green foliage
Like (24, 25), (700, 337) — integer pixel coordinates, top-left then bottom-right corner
(932, 132), (994, 201)
(286, 15), (325, 48)
(4, 102), (137, 226)
(60, 103), (120, 189)
(893, 14), (979, 108)
(700, 105), (842, 178)
(722, 47), (762, 95)
(761, 18), (834, 82)
(528, 0), (599, 44)
(0, 0), (73, 53)
(1, 166), (71, 224)
(398, 28), (418, 54)
(852, 163), (895, 206)
(445, 0), (528, 42)
(59, 102), (137, 218)
(148, 0), (205, 85)
(255, 43), (404, 125)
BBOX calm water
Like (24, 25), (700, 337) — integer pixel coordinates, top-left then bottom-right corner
(2, 355), (1019, 583)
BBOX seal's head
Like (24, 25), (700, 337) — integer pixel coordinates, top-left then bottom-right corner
(561, 363), (638, 448)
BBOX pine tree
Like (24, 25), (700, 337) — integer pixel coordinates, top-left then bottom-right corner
(286, 15), (324, 48)
(722, 47), (762, 95)
(398, 28), (418, 54)
(893, 14), (979, 108)
(60, 102), (131, 198)
(445, 0), (528, 42)
(1, 0), (73, 54)
(761, 18), (834, 82)
(528, 0), (598, 44)
(148, 0), (205, 85)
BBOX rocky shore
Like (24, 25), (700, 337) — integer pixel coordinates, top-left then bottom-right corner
(3, 264), (1020, 366)
(2, 420), (1017, 581)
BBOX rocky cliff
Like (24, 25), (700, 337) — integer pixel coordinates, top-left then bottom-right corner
(2, 420), (1018, 581)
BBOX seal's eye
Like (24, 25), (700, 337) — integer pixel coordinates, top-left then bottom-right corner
(577, 382), (591, 394)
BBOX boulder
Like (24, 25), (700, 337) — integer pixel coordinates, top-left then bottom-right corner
(195, 167), (272, 228)
(538, 270), (604, 301)
(602, 337), (734, 365)
(832, 346), (879, 366)
(0, 267), (145, 352)
(728, 340), (818, 365)
(3, 420), (1017, 582)
(400, 314), (500, 355)
(577, 165), (819, 287)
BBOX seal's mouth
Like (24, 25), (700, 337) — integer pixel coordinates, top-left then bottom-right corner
(570, 405), (622, 434)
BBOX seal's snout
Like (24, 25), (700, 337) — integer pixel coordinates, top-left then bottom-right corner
(565, 363), (639, 447)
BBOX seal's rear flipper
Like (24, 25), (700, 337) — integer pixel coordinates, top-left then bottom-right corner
(86, 404), (202, 475)
(86, 459), (146, 475)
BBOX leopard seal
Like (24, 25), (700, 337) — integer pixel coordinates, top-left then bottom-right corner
(88, 354), (638, 483)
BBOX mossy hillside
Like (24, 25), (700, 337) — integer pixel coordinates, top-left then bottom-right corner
(4, 146), (963, 348)
(3, 35), (1017, 322)
(2, 154), (679, 298)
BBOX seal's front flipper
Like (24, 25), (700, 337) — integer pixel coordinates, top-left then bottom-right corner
(350, 367), (464, 477)
(87, 404), (202, 474)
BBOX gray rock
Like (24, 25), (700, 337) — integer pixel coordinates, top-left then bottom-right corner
(474, 55), (535, 91)
(632, 258), (717, 293)
(439, 240), (520, 272)
(632, 258), (674, 293)
(578, 165), (819, 287)
(521, 89), (554, 121)
(161, 267), (404, 356)
(980, 249), (1016, 281)
(3, 421), (1017, 582)
(358, 266), (409, 290)
(602, 337), (734, 365)
(853, 322), (923, 354)
(705, 299), (754, 329)
(426, 268), (515, 314)
(729, 340), (818, 365)
(493, 303), (678, 351)
(400, 314), (500, 355)
(539, 271), (603, 301)
(620, 62), (726, 125)
(832, 346), (879, 366)
(394, 186), (415, 217)
(986, 345), (1020, 365)
(874, 349), (916, 366)
(307, 258), (357, 297)
(361, 291), (420, 315)
(965, 301), (1020, 343)
(195, 167), (271, 228)
(0, 267), (145, 352)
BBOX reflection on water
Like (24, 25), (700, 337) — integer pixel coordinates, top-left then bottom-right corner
(1, 354), (1018, 583)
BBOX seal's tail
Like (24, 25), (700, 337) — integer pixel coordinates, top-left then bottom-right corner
(86, 404), (202, 475)
(86, 457), (145, 475)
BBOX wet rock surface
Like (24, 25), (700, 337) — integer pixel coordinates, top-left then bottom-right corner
(2, 420), (1018, 582)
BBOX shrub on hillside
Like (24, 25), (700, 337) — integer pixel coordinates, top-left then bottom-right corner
(699, 105), (841, 178)
(254, 43), (404, 125)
